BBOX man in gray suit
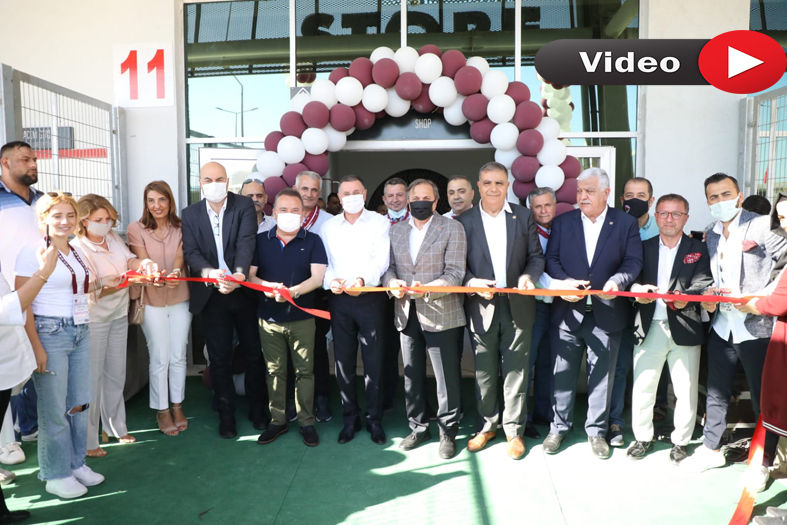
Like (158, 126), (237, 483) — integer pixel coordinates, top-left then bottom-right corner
(456, 162), (545, 460)
(682, 173), (787, 475)
(383, 179), (467, 460)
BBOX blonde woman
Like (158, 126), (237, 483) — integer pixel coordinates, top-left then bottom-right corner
(15, 192), (122, 499)
(73, 194), (157, 458)
(127, 181), (191, 436)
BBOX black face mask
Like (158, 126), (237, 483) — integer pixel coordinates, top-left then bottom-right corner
(623, 198), (649, 219)
(410, 200), (434, 221)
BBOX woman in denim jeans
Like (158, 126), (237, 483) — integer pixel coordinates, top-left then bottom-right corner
(14, 192), (122, 500)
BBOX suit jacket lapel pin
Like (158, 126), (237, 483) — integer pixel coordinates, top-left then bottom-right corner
(609, 221), (613, 225)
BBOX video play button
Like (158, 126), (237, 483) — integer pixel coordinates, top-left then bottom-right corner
(699, 30), (786, 94)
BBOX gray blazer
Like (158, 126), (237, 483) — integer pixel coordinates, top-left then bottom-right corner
(705, 209), (787, 338)
(382, 213), (467, 332)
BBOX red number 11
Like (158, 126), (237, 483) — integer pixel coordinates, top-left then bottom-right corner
(121, 49), (166, 100)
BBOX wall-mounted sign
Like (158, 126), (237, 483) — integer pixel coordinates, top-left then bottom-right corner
(23, 126), (74, 150)
(113, 43), (174, 108)
(350, 112), (469, 141)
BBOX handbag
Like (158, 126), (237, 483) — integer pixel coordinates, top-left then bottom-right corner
(129, 285), (145, 325)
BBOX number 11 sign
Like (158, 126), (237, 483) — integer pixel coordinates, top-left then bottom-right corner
(113, 43), (174, 107)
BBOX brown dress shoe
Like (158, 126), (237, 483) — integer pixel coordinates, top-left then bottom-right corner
(507, 436), (526, 460)
(467, 431), (496, 452)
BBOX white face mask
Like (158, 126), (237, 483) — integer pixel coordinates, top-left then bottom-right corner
(342, 194), (365, 214)
(87, 221), (112, 238)
(202, 182), (228, 203)
(709, 197), (740, 223)
(276, 213), (301, 233)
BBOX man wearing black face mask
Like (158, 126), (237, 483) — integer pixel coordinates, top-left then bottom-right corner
(382, 179), (467, 460)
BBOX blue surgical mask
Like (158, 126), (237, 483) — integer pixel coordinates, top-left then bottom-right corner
(709, 197), (740, 222)
(388, 208), (407, 219)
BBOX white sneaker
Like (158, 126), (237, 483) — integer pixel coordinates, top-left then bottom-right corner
(72, 465), (104, 487)
(0, 442), (25, 465)
(740, 465), (770, 493)
(753, 516), (786, 525)
(680, 445), (726, 473)
(21, 430), (38, 442)
(0, 467), (15, 485)
(46, 476), (87, 499)
(765, 506), (787, 519)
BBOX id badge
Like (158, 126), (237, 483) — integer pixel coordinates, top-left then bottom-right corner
(73, 295), (90, 325)
(720, 301), (735, 313)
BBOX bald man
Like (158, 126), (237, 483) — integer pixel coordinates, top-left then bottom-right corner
(182, 162), (269, 439)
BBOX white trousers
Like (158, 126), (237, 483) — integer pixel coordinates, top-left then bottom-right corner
(141, 302), (192, 410)
(87, 317), (130, 449)
(0, 406), (13, 447)
(632, 320), (700, 446)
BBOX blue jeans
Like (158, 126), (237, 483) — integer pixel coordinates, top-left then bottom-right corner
(10, 378), (38, 437)
(528, 301), (553, 423)
(32, 316), (91, 481)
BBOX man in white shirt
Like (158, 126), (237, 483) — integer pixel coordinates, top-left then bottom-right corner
(443, 175), (475, 219)
(320, 175), (390, 445)
(240, 178), (275, 234)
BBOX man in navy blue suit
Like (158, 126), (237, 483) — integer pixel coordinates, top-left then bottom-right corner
(542, 168), (643, 459)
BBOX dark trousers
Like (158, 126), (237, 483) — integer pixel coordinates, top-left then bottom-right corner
(383, 297), (401, 408)
(704, 330), (769, 450)
(551, 311), (622, 437)
(202, 289), (268, 420)
(329, 293), (386, 425)
(528, 301), (554, 423)
(0, 388), (10, 514)
(400, 309), (462, 437)
(10, 378), (37, 437)
(286, 292), (331, 401)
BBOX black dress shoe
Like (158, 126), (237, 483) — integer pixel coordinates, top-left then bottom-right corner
(524, 422), (542, 439)
(258, 424), (288, 445)
(589, 436), (610, 459)
(249, 408), (270, 431)
(315, 396), (332, 422)
(300, 425), (320, 447)
(367, 422), (386, 445)
(669, 444), (689, 465)
(438, 434), (457, 460)
(542, 433), (563, 454)
(626, 440), (654, 460)
(219, 417), (237, 439)
(338, 418), (362, 444)
(0, 510), (31, 524)
(399, 430), (432, 451)
(532, 415), (552, 426)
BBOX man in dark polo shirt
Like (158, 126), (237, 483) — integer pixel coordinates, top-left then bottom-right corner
(249, 189), (328, 447)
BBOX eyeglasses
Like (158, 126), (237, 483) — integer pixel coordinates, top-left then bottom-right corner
(655, 211), (687, 220)
(212, 214), (220, 237)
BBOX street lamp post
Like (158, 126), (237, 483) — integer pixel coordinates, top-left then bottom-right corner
(216, 106), (258, 137)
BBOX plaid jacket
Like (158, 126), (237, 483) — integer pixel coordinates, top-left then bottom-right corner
(382, 213), (467, 332)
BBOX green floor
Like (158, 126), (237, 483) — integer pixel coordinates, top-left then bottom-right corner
(4, 377), (787, 525)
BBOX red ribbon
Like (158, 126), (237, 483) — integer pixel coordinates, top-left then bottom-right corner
(728, 416), (765, 525)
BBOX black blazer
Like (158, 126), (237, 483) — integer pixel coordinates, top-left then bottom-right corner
(181, 192), (258, 315)
(546, 207), (642, 333)
(633, 234), (713, 347)
(456, 202), (545, 334)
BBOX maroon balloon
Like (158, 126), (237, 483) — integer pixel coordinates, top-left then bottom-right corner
(470, 118), (495, 144)
(330, 104), (356, 132)
(282, 163), (309, 187)
(263, 203), (273, 216)
(371, 58), (399, 89)
(512, 180), (537, 200)
(569, 102), (575, 110)
(542, 107), (548, 117)
(329, 67), (349, 84)
(302, 101), (330, 129)
(516, 129), (544, 156)
(555, 178), (578, 204)
(353, 104), (376, 130)
(349, 57), (374, 88)
(264, 131), (285, 153)
(441, 49), (466, 79)
(552, 84), (567, 90)
(555, 202), (575, 216)
(506, 81), (531, 106)
(280, 111), (307, 138)
(454, 66), (483, 96)
(263, 176), (288, 205)
(395, 72), (422, 101)
(296, 72), (316, 84)
(511, 155), (540, 183)
(513, 101), (543, 130)
(462, 93), (488, 122)
(419, 44), (442, 57)
(559, 155), (582, 179)
(302, 153), (329, 176)
(412, 86), (436, 114)
(540, 97), (549, 108)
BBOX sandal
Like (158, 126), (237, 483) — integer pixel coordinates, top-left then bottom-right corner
(101, 430), (137, 444)
(171, 404), (188, 432)
(157, 409), (179, 436)
(86, 447), (107, 458)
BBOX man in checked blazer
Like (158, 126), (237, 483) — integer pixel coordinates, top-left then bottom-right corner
(382, 178), (466, 460)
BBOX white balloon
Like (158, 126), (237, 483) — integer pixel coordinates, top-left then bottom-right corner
(535, 165), (565, 191)
(537, 139), (568, 166)
(443, 95), (467, 126)
(495, 148), (520, 169)
(535, 116), (561, 141)
(487, 94), (516, 124)
(385, 88), (411, 117)
(547, 107), (567, 121)
(322, 124), (347, 152)
(290, 91), (312, 114)
(556, 111), (572, 126)
(481, 70), (509, 99)
(541, 83), (556, 97)
(301, 127), (329, 155)
(256, 151), (285, 178)
(414, 53), (443, 84)
(559, 120), (572, 132)
(335, 77), (364, 107)
(553, 88), (571, 100)
(277, 136), (306, 164)
(370, 46), (395, 63)
(394, 46), (419, 74)
(362, 84), (388, 113)
(428, 77), (458, 107)
(310, 79), (338, 109)
(490, 122), (519, 151)
(346, 126), (356, 136)
(466, 56), (490, 77)
(548, 99), (569, 112)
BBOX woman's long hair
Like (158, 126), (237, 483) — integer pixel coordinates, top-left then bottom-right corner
(140, 180), (181, 230)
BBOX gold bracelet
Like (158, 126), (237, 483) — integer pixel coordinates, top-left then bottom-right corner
(33, 273), (47, 284)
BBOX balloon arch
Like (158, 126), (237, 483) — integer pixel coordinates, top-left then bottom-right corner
(255, 44), (582, 216)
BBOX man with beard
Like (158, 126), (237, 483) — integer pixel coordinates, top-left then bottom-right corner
(240, 178), (275, 233)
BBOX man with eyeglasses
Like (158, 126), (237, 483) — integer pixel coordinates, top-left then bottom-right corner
(625, 194), (713, 464)
(240, 178), (275, 233)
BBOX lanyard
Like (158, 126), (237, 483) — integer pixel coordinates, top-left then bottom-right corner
(58, 246), (90, 294)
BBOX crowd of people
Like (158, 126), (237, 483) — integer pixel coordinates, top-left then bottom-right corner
(1, 138), (787, 523)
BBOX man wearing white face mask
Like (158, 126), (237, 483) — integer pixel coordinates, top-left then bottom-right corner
(181, 161), (268, 439)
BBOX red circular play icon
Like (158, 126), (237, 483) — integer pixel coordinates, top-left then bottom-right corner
(699, 30), (786, 94)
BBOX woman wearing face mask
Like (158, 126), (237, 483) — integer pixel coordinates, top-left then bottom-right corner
(15, 192), (123, 499)
(72, 194), (157, 457)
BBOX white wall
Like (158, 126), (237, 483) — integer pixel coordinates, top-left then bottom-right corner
(638, 0), (750, 232)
